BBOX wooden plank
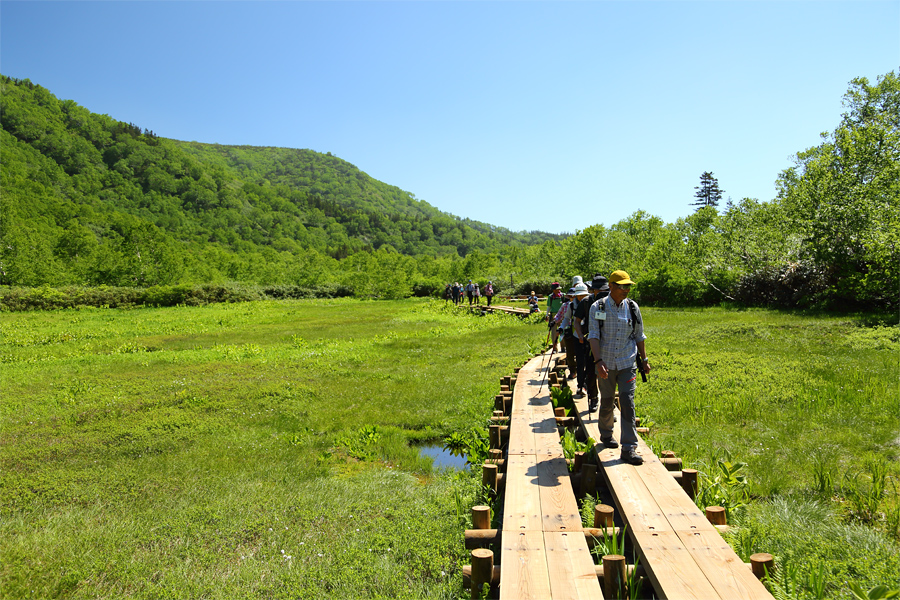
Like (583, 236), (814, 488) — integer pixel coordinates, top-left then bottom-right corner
(633, 530), (720, 600)
(544, 531), (604, 600)
(630, 450), (717, 533)
(677, 529), (773, 600)
(502, 453), (543, 531)
(507, 412), (536, 455)
(537, 455), (583, 532)
(499, 530), (553, 600)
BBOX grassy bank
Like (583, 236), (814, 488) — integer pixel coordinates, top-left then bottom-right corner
(1, 300), (897, 599)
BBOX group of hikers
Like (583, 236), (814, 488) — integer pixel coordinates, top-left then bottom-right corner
(441, 270), (649, 465)
(444, 280), (495, 306)
(542, 270), (650, 466)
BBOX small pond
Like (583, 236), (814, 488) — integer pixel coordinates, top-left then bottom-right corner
(417, 444), (468, 470)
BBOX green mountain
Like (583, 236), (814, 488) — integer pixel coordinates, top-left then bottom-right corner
(0, 75), (562, 288)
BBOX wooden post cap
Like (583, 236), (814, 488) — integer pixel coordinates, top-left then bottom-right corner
(705, 505), (727, 525)
(661, 450), (676, 458)
(554, 406), (566, 417)
(750, 553), (775, 579)
(602, 554), (627, 599)
(472, 505), (491, 530)
(594, 504), (614, 528)
(470, 548), (494, 599)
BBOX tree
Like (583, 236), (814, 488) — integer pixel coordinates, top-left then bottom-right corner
(776, 70), (899, 308)
(692, 171), (724, 210)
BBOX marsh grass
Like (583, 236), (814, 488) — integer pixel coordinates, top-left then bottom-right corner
(3, 302), (898, 598)
(637, 308), (899, 598)
(1, 299), (541, 599)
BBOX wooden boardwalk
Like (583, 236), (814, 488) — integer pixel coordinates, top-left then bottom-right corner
(501, 353), (603, 599)
(488, 350), (773, 600)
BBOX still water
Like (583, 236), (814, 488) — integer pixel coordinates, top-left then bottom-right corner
(417, 444), (468, 470)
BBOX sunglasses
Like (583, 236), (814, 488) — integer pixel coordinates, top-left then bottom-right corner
(614, 283), (633, 289)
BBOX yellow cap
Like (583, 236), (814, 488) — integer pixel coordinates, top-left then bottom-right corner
(609, 270), (635, 285)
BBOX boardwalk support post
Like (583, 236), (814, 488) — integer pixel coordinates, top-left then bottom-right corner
(681, 468), (698, 500)
(472, 505), (491, 530)
(602, 554), (627, 599)
(471, 548), (494, 599)
(594, 504), (614, 528)
(750, 553), (775, 580)
(482, 463), (498, 494)
(580, 463), (598, 497)
(705, 505), (727, 526)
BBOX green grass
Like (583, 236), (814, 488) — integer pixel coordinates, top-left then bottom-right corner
(637, 307), (900, 598)
(1, 299), (543, 599)
(2, 301), (898, 599)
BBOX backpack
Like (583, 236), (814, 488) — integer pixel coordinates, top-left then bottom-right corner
(594, 296), (641, 336)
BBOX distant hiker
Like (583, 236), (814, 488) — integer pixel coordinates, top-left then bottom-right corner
(589, 270), (650, 466)
(546, 282), (564, 322)
(474, 283), (481, 305)
(546, 281), (564, 345)
(527, 291), (540, 313)
(443, 284), (452, 304)
(452, 282), (461, 305)
(466, 280), (475, 305)
(568, 283), (591, 396)
(484, 281), (494, 306)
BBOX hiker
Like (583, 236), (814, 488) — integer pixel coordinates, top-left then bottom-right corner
(443, 283), (452, 304)
(474, 283), (481, 305)
(566, 283), (591, 395)
(551, 287), (575, 354)
(588, 270), (650, 466)
(527, 290), (540, 313)
(452, 282), (461, 305)
(466, 280), (475, 305)
(484, 281), (494, 306)
(580, 275), (610, 411)
(546, 282), (564, 346)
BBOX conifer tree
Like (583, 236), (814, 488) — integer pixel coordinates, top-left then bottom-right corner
(692, 171), (724, 210)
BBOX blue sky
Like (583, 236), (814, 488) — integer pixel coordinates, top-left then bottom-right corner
(1, 1), (897, 235)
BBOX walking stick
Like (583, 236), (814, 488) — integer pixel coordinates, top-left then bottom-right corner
(537, 344), (555, 396)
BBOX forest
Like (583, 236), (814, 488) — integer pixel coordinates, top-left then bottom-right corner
(1, 71), (897, 310)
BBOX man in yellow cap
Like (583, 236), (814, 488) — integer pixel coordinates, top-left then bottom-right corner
(588, 270), (651, 466)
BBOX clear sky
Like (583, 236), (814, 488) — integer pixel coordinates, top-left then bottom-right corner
(1, 1), (897, 235)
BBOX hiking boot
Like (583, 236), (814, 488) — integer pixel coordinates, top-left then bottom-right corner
(588, 397), (598, 411)
(601, 438), (619, 449)
(620, 448), (643, 465)
(575, 388), (585, 398)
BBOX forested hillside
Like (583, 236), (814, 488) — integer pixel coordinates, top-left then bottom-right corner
(1, 71), (897, 309)
(0, 75), (560, 291)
